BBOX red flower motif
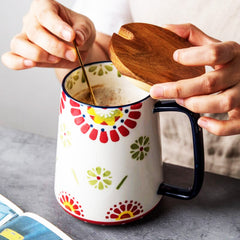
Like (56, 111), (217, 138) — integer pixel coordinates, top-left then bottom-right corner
(58, 191), (84, 217)
(60, 91), (66, 114)
(105, 200), (144, 221)
(70, 99), (143, 143)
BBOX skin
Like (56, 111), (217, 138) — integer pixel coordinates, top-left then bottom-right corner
(1, 0), (109, 79)
(150, 24), (240, 136)
(1, 0), (240, 136)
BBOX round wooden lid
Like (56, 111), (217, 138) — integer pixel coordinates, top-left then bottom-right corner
(109, 23), (205, 91)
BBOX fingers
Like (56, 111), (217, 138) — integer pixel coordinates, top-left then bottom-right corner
(1, 52), (36, 70)
(198, 116), (240, 136)
(1, 51), (79, 70)
(2, 31), (65, 70)
(11, 33), (60, 63)
(70, 12), (96, 50)
(150, 40), (240, 101)
(36, 2), (95, 51)
(2, 0), (97, 71)
(176, 82), (240, 113)
(24, 19), (76, 61)
(36, 5), (75, 42)
(155, 23), (240, 136)
(174, 41), (240, 67)
(150, 63), (239, 100)
(164, 24), (239, 68)
(27, 0), (75, 42)
(163, 23), (219, 46)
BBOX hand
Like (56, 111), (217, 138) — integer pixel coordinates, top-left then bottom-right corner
(150, 23), (240, 136)
(1, 0), (96, 70)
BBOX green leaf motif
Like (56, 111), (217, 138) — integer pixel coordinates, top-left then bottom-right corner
(103, 179), (112, 185)
(87, 170), (96, 177)
(98, 181), (104, 190)
(103, 170), (111, 177)
(104, 65), (113, 71)
(87, 64), (120, 77)
(73, 75), (79, 80)
(131, 143), (139, 150)
(144, 137), (149, 145)
(96, 167), (102, 175)
(89, 66), (97, 72)
(116, 175), (128, 190)
(81, 73), (86, 83)
(144, 147), (150, 152)
(132, 151), (139, 159)
(89, 180), (98, 185)
(117, 71), (122, 77)
(98, 68), (104, 76)
(140, 152), (145, 160)
(66, 81), (73, 90)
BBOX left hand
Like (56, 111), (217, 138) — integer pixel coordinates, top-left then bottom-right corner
(150, 23), (240, 136)
(1, 0), (97, 70)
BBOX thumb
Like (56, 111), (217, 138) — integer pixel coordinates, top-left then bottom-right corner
(70, 11), (96, 51)
(163, 23), (220, 46)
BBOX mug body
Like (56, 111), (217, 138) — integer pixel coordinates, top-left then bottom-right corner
(55, 62), (163, 225)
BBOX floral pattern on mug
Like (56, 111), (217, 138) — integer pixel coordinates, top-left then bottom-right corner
(59, 123), (71, 147)
(60, 91), (66, 114)
(105, 200), (144, 221)
(70, 99), (143, 143)
(87, 167), (112, 190)
(87, 107), (123, 126)
(58, 191), (84, 217)
(130, 136), (150, 160)
(66, 70), (86, 90)
(88, 63), (114, 76)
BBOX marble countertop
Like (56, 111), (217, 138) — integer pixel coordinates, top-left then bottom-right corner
(0, 126), (239, 240)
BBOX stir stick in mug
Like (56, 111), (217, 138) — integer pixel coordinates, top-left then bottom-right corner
(63, 8), (97, 105)
(73, 39), (97, 105)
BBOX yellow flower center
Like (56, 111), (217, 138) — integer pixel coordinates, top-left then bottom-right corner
(116, 211), (134, 220)
(87, 108), (123, 126)
(63, 201), (74, 212)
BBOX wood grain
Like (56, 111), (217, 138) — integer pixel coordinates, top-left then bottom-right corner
(109, 23), (205, 90)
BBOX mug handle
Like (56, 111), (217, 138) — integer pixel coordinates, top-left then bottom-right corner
(153, 100), (204, 200)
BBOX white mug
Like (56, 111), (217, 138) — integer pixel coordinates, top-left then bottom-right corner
(55, 61), (204, 225)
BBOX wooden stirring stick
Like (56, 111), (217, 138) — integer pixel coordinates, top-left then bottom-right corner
(63, 8), (97, 105)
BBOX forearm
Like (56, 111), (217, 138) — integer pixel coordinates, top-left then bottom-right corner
(86, 32), (111, 63)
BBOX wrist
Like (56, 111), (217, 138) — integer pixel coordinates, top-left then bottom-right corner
(85, 41), (110, 64)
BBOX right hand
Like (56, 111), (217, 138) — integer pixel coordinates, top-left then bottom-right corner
(1, 0), (96, 70)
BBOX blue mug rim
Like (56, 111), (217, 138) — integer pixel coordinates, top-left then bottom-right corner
(62, 61), (150, 109)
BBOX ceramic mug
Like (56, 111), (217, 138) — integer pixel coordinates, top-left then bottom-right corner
(55, 61), (204, 225)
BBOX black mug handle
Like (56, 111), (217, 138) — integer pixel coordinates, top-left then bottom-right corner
(153, 100), (204, 200)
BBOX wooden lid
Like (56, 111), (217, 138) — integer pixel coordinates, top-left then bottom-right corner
(109, 23), (205, 91)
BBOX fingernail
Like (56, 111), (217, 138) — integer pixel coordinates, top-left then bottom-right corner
(76, 30), (85, 43)
(198, 118), (208, 129)
(23, 59), (34, 67)
(173, 50), (179, 61)
(65, 49), (76, 62)
(62, 29), (72, 41)
(48, 55), (59, 63)
(150, 85), (164, 99)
